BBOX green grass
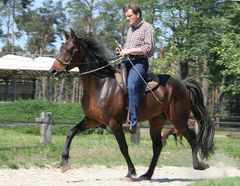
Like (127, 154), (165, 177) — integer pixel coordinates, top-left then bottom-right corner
(0, 126), (192, 169)
(0, 128), (240, 186)
(1, 127), (239, 169)
(190, 176), (240, 186)
(215, 137), (240, 159)
(0, 100), (240, 185)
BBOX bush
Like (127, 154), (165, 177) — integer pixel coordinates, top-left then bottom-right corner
(0, 100), (85, 135)
(0, 100), (113, 136)
(0, 100), (84, 122)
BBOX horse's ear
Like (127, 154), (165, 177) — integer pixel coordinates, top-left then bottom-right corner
(64, 31), (69, 40)
(70, 29), (77, 40)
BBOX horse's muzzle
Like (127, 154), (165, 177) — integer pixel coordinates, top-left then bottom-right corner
(51, 69), (65, 79)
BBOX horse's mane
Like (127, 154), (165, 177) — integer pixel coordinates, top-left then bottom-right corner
(77, 35), (115, 78)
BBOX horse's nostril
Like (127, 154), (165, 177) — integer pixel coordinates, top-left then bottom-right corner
(51, 69), (65, 79)
(52, 69), (57, 74)
(51, 70), (58, 77)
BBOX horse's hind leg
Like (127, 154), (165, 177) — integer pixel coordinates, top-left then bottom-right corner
(139, 117), (165, 180)
(109, 120), (136, 178)
(179, 134), (185, 147)
(181, 125), (209, 170)
(172, 133), (178, 146)
(60, 117), (98, 172)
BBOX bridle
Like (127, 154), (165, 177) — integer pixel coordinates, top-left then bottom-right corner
(55, 44), (79, 66)
(55, 43), (122, 76)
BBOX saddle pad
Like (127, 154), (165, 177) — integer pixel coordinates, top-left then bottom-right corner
(145, 74), (171, 92)
(158, 74), (171, 86)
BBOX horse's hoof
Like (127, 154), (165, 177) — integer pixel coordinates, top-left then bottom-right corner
(194, 162), (209, 170)
(60, 164), (71, 173)
(138, 176), (151, 181)
(138, 174), (151, 181)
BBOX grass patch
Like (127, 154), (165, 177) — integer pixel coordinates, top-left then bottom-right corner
(0, 127), (193, 168)
(190, 176), (240, 186)
(1, 128), (239, 170)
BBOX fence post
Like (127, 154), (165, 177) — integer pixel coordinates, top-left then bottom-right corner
(130, 123), (140, 144)
(36, 112), (52, 144)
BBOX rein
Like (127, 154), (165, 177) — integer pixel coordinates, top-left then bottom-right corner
(78, 56), (123, 75)
(56, 55), (123, 76)
(55, 39), (123, 76)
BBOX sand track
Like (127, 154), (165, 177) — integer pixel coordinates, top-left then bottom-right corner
(0, 164), (240, 186)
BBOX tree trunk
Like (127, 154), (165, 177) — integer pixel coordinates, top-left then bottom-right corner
(213, 77), (225, 116)
(42, 77), (47, 99)
(180, 62), (189, 79)
(58, 78), (65, 101)
(11, 0), (16, 54)
(202, 60), (209, 106)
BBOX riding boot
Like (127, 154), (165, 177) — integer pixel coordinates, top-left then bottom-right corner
(122, 110), (137, 134)
(122, 110), (131, 131)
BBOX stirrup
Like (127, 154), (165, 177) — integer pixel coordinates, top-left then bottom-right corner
(129, 125), (137, 134)
(122, 110), (130, 130)
(122, 123), (130, 132)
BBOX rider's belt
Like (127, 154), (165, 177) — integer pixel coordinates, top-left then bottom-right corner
(129, 55), (148, 59)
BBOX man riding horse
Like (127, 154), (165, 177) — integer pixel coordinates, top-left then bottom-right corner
(117, 3), (155, 134)
(50, 3), (215, 181)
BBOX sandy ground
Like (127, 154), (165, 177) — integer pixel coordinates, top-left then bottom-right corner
(0, 163), (240, 186)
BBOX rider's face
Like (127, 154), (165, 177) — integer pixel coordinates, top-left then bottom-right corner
(125, 9), (141, 27)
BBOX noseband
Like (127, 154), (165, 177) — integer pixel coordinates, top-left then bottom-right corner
(55, 45), (79, 66)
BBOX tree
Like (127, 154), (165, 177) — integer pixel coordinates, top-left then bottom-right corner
(0, 0), (32, 54)
(157, 0), (218, 79)
(66, 0), (103, 34)
(97, 0), (128, 52)
(205, 1), (240, 116)
(211, 2), (240, 94)
(15, 0), (66, 56)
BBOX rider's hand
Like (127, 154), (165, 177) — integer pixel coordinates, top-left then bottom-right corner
(118, 49), (131, 57)
(115, 46), (122, 57)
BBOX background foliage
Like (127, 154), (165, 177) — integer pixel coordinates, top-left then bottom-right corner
(0, 0), (240, 116)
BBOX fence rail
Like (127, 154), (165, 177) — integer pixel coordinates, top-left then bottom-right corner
(0, 120), (77, 127)
(1, 113), (240, 144)
(0, 116), (240, 130)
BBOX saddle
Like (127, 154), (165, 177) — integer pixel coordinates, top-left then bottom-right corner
(114, 64), (170, 94)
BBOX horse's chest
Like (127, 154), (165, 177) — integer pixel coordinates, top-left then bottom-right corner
(82, 80), (124, 122)
(82, 95), (109, 120)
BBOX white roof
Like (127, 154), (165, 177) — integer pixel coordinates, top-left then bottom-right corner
(0, 54), (78, 72)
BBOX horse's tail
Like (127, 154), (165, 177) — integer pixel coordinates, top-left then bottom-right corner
(182, 77), (215, 159)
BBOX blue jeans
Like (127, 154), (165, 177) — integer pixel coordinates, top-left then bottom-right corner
(123, 58), (149, 128)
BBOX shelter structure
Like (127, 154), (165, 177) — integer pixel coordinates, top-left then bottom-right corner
(0, 54), (78, 101)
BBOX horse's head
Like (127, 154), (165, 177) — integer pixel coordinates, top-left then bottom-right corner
(51, 29), (113, 79)
(51, 29), (83, 79)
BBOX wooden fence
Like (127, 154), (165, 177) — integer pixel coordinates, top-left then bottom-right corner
(0, 114), (239, 144)
(212, 115), (240, 131)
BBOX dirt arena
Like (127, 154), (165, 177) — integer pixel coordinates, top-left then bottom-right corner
(0, 163), (240, 186)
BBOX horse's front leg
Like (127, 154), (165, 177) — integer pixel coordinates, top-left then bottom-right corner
(60, 117), (97, 172)
(109, 120), (136, 178)
(139, 118), (164, 180)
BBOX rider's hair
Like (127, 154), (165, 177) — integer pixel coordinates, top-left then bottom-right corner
(125, 3), (142, 18)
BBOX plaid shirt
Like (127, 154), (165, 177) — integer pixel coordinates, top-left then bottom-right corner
(125, 20), (155, 57)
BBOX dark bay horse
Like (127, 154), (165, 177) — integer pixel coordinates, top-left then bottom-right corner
(50, 30), (215, 180)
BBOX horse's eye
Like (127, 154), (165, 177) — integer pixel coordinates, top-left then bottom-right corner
(66, 48), (74, 53)
(66, 48), (71, 53)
